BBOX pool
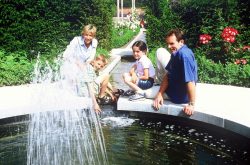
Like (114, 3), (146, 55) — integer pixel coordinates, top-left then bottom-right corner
(0, 107), (249, 165)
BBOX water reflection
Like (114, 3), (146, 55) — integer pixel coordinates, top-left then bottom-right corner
(0, 113), (249, 165)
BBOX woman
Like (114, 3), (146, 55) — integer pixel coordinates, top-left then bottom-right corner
(63, 24), (98, 64)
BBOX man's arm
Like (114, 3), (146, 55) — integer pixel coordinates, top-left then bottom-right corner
(183, 81), (196, 115)
(86, 39), (98, 63)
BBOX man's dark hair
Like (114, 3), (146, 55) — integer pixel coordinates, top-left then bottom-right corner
(166, 29), (185, 42)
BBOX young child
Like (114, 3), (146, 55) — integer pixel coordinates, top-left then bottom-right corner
(93, 56), (123, 103)
(78, 55), (114, 113)
(122, 40), (155, 101)
(89, 55), (120, 105)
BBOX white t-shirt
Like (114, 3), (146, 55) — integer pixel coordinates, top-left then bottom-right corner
(135, 55), (155, 78)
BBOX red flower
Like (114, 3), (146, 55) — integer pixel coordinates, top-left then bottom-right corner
(199, 34), (212, 44)
(221, 27), (238, 43)
(234, 59), (241, 64)
(243, 45), (250, 52)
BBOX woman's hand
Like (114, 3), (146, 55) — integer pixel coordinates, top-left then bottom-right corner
(94, 103), (102, 114)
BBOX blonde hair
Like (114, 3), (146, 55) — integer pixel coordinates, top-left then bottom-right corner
(95, 54), (107, 66)
(90, 54), (108, 68)
(81, 24), (97, 37)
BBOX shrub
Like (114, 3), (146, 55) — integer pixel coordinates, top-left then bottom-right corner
(0, 49), (34, 86)
(195, 49), (250, 87)
(111, 26), (139, 48)
(144, 0), (183, 49)
(0, 0), (114, 54)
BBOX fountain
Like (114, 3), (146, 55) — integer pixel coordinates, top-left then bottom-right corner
(25, 54), (108, 165)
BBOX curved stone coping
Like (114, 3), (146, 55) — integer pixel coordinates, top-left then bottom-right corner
(117, 83), (250, 138)
(0, 83), (91, 120)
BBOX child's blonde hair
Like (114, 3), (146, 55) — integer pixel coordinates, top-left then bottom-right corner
(95, 54), (108, 66)
(90, 54), (108, 68)
(81, 24), (97, 37)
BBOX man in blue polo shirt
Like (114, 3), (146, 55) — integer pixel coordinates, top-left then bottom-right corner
(152, 29), (198, 115)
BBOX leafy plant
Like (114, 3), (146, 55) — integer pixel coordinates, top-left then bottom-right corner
(0, 49), (34, 86)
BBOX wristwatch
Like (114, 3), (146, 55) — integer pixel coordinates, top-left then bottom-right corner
(188, 102), (195, 106)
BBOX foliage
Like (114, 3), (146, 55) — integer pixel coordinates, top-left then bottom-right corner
(96, 48), (110, 59)
(111, 26), (140, 49)
(168, 0), (250, 64)
(0, 49), (34, 86)
(0, 0), (115, 54)
(144, 0), (183, 49)
(196, 49), (250, 87)
(196, 8), (249, 64)
(147, 48), (157, 67)
(83, 0), (115, 50)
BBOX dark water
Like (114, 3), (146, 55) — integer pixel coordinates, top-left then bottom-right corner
(102, 112), (250, 165)
(0, 110), (249, 165)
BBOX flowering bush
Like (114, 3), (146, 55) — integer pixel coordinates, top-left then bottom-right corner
(198, 26), (250, 65)
(199, 34), (212, 44)
(221, 27), (239, 43)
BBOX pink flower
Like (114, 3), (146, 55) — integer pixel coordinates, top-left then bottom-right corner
(243, 46), (250, 52)
(241, 59), (247, 65)
(234, 58), (248, 65)
(199, 34), (212, 44)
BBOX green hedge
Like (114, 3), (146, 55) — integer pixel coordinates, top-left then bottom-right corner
(196, 50), (250, 87)
(0, 49), (34, 86)
(144, 0), (183, 49)
(0, 0), (115, 86)
(0, 0), (115, 55)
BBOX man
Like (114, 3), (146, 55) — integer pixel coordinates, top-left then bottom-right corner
(152, 29), (198, 115)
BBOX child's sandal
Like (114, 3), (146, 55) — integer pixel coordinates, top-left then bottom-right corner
(123, 90), (135, 96)
(114, 89), (125, 96)
(97, 95), (113, 105)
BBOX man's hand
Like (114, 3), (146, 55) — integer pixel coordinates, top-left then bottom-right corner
(152, 93), (164, 111)
(183, 104), (194, 116)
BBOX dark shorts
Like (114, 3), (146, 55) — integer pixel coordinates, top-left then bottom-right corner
(138, 77), (154, 90)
